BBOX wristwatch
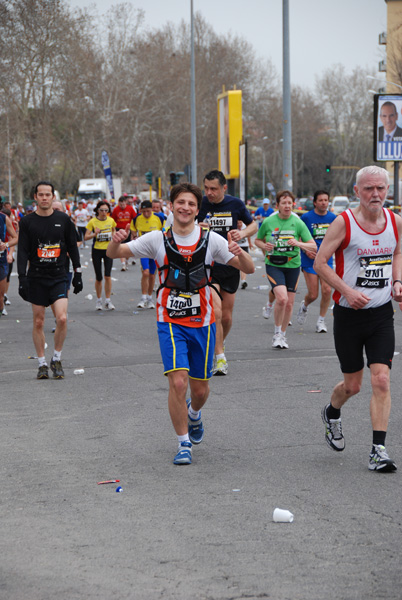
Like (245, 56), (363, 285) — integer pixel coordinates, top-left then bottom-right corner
(75, 267), (82, 273)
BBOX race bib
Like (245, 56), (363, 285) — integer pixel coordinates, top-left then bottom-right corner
(275, 231), (293, 252)
(209, 213), (233, 233)
(166, 291), (201, 318)
(97, 230), (112, 242)
(356, 255), (392, 288)
(37, 244), (61, 262)
(312, 223), (330, 241)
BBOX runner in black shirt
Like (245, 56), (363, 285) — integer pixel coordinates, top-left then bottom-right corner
(17, 181), (83, 379)
(198, 170), (257, 375)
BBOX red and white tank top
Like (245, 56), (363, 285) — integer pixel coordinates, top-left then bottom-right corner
(334, 208), (398, 308)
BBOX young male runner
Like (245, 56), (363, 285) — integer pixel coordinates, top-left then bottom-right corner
(17, 181), (83, 379)
(107, 183), (254, 465)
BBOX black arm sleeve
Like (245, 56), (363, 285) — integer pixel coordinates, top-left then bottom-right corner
(17, 218), (29, 277)
(65, 218), (81, 271)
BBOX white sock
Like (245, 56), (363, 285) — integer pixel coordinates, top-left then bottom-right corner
(275, 325), (281, 334)
(281, 330), (287, 336)
(267, 301), (274, 308)
(317, 316), (325, 322)
(216, 353), (225, 361)
(302, 301), (307, 312)
(38, 356), (47, 367)
(105, 297), (111, 303)
(141, 294), (147, 300)
(188, 405), (201, 420)
(52, 350), (62, 361)
(178, 434), (190, 445)
(147, 295), (153, 301)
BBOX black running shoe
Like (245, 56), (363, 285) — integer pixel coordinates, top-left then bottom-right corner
(37, 365), (49, 379)
(50, 359), (64, 379)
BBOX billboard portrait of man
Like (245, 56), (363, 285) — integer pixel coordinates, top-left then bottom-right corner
(374, 94), (402, 161)
(378, 101), (402, 141)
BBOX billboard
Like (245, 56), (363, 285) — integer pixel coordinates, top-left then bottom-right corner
(374, 94), (402, 161)
(217, 89), (243, 178)
(101, 150), (115, 199)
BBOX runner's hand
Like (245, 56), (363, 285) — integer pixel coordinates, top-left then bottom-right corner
(112, 226), (130, 243)
(227, 231), (241, 256)
(72, 272), (83, 294)
(18, 276), (29, 302)
(344, 288), (371, 309)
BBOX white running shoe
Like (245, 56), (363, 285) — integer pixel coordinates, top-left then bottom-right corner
(95, 299), (103, 311)
(137, 298), (147, 308)
(316, 321), (327, 333)
(146, 299), (155, 309)
(263, 303), (273, 319)
(272, 333), (283, 348)
(280, 333), (289, 349)
(105, 300), (115, 310)
(4, 294), (10, 305)
(297, 301), (308, 325)
(1, 307), (7, 316)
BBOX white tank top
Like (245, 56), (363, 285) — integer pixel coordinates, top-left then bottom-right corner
(334, 208), (398, 308)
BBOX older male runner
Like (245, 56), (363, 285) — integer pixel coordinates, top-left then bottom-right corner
(315, 165), (402, 472)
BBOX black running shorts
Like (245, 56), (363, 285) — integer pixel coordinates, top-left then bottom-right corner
(333, 301), (394, 373)
(211, 262), (240, 294)
(28, 277), (69, 307)
(265, 264), (300, 293)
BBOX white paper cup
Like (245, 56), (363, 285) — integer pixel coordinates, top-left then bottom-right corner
(273, 508), (294, 523)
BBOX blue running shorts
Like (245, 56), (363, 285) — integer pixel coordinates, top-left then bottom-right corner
(140, 257), (157, 274)
(157, 321), (216, 380)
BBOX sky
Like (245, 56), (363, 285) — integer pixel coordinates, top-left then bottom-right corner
(67, 0), (388, 90)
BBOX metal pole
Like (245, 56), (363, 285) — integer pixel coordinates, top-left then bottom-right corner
(394, 161), (399, 206)
(282, 0), (292, 191)
(262, 149), (265, 198)
(190, 0), (197, 185)
(7, 113), (12, 202)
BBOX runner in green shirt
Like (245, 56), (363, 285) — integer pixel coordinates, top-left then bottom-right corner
(255, 190), (316, 349)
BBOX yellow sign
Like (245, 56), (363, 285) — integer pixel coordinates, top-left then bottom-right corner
(217, 89), (242, 179)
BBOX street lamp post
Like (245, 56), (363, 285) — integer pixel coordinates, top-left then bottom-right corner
(262, 138), (283, 198)
(282, 0), (293, 191)
(190, 0), (197, 185)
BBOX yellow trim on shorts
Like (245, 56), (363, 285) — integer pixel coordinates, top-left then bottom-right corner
(164, 367), (189, 377)
(204, 324), (211, 379)
(169, 322), (176, 369)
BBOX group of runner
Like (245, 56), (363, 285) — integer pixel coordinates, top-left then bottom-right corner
(7, 166), (402, 472)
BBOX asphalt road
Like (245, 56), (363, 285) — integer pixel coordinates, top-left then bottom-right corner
(1, 244), (402, 600)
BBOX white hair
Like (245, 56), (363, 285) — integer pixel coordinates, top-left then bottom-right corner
(356, 165), (389, 186)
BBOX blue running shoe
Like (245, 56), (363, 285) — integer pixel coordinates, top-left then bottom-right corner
(173, 441), (192, 465)
(186, 398), (204, 444)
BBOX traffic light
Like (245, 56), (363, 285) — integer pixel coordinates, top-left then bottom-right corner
(145, 170), (153, 185)
(169, 171), (178, 186)
(325, 165), (331, 173)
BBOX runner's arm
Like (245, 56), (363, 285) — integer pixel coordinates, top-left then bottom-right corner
(391, 214), (402, 303)
(314, 216), (370, 309)
(226, 232), (255, 274)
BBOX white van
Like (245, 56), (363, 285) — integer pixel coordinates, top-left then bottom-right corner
(331, 196), (349, 214)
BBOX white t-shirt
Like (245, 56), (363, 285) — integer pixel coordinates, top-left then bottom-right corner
(75, 208), (90, 227)
(126, 225), (234, 266)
